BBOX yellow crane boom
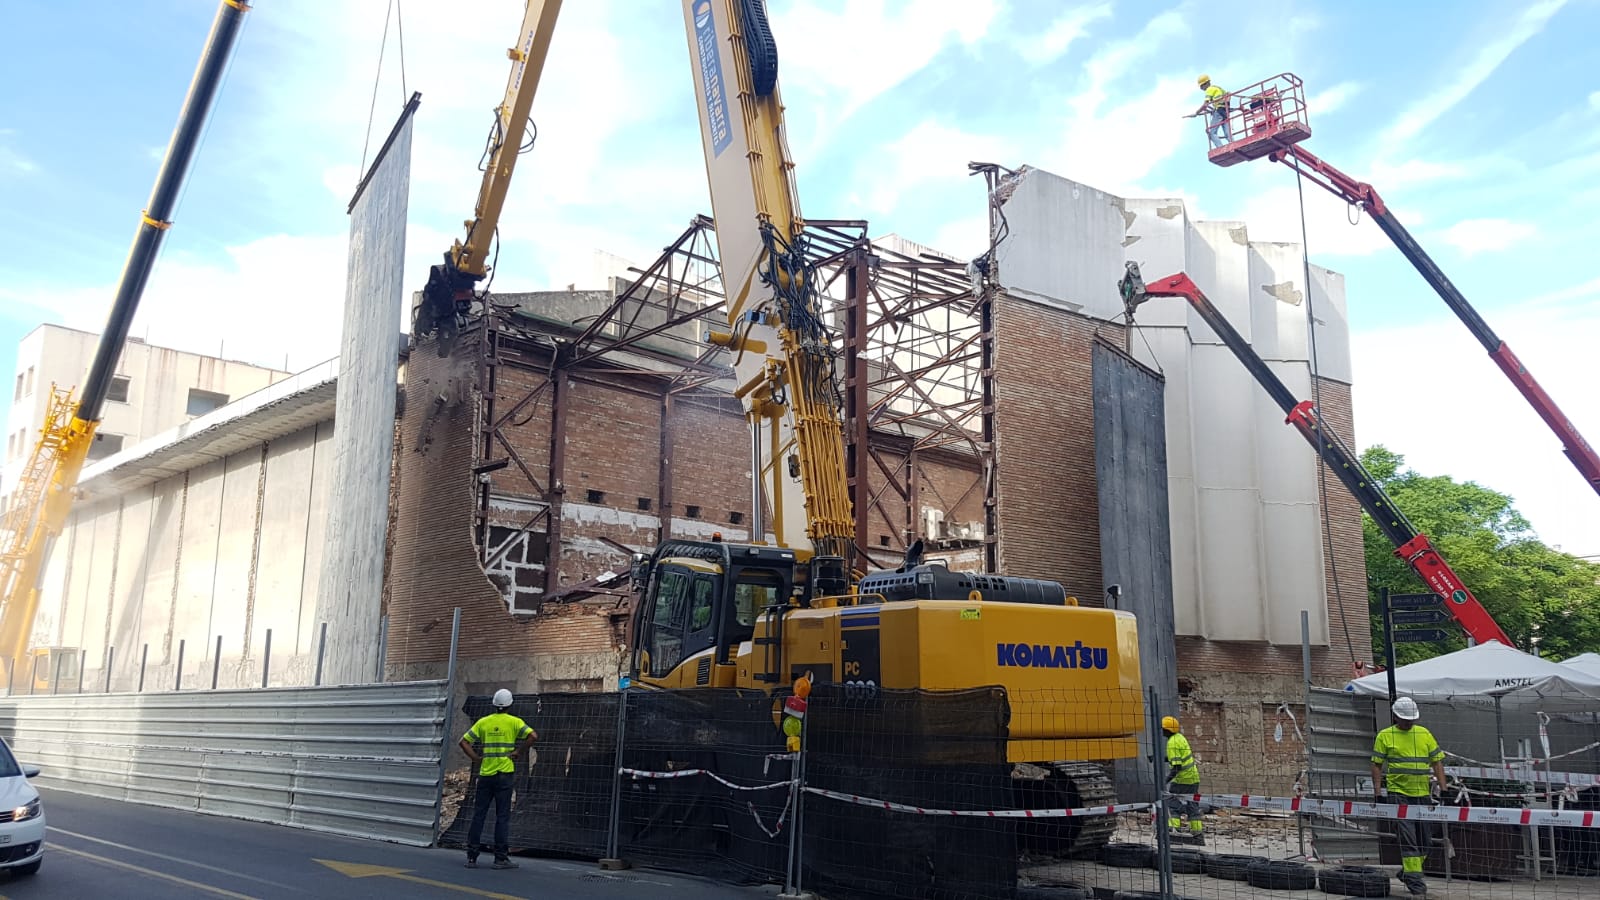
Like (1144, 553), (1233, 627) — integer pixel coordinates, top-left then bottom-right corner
(0, 0), (252, 665)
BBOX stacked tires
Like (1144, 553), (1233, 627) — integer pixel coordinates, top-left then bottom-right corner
(1317, 864), (1392, 896)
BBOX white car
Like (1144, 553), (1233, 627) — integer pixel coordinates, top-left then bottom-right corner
(0, 740), (43, 877)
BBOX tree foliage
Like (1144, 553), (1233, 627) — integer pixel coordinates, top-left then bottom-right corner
(1361, 446), (1600, 665)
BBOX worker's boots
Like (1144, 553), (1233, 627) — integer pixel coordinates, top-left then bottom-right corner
(492, 857), (519, 870)
(1398, 870), (1426, 895)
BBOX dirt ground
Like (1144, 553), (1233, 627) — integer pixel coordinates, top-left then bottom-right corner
(1021, 809), (1600, 899)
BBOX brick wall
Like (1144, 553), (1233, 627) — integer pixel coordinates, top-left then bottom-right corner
(859, 441), (985, 554)
(992, 294), (1125, 606)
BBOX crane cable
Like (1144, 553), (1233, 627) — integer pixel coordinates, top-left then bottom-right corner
(1294, 166), (1360, 668)
(358, 0), (410, 179)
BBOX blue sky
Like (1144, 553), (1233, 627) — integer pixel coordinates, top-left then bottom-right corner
(2, 0), (1597, 555)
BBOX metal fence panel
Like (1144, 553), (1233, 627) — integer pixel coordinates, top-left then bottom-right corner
(0, 680), (448, 846)
(1306, 685), (1380, 862)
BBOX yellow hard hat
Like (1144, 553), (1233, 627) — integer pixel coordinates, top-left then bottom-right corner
(1161, 716), (1180, 733)
(1197, 74), (1211, 87)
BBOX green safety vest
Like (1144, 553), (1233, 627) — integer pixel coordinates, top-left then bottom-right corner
(1204, 84), (1227, 110)
(1371, 724), (1443, 798)
(462, 712), (533, 777)
(1166, 732), (1200, 785)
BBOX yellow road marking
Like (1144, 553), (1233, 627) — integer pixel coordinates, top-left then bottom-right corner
(314, 858), (528, 899)
(46, 843), (261, 900)
(45, 826), (293, 889)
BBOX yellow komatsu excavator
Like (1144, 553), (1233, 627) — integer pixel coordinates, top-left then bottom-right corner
(619, 0), (1146, 855)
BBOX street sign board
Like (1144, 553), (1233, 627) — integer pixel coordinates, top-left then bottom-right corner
(1392, 609), (1451, 626)
(1393, 628), (1451, 644)
(1389, 593), (1443, 609)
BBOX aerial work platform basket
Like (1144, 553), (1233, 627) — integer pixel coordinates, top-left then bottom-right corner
(1206, 73), (1311, 167)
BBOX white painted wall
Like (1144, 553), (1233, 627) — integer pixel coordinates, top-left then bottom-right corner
(2, 325), (289, 507)
(996, 167), (1352, 646)
(28, 421), (336, 693)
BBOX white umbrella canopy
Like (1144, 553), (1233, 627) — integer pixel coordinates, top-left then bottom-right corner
(1560, 652), (1600, 679)
(1348, 640), (1600, 705)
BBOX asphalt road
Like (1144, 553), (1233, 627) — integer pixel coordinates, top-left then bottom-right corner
(0, 788), (779, 899)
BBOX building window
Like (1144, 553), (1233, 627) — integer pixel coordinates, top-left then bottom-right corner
(186, 388), (229, 417)
(586, 489), (606, 504)
(86, 432), (124, 461)
(23, 367), (33, 397)
(107, 376), (131, 403)
(685, 505), (702, 519)
(12, 374), (21, 402)
(729, 511), (744, 525)
(637, 497), (652, 511)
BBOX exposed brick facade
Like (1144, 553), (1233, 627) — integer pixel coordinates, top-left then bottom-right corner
(388, 285), (1369, 720)
(991, 295), (1125, 606)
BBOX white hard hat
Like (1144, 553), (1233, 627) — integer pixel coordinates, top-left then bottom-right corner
(492, 688), (514, 709)
(1391, 696), (1420, 721)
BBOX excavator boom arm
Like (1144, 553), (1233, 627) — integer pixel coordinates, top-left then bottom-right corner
(679, 0), (854, 560)
(452, 0), (562, 279)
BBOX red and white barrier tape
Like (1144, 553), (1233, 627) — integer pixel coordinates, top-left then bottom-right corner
(1177, 793), (1600, 829)
(803, 786), (1152, 819)
(617, 767), (791, 793)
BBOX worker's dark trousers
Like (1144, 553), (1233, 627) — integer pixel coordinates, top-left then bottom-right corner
(1390, 793), (1429, 893)
(467, 772), (515, 860)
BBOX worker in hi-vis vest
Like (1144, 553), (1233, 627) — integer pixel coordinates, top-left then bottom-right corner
(1371, 696), (1450, 896)
(1162, 715), (1204, 844)
(459, 688), (538, 870)
(1192, 74), (1231, 149)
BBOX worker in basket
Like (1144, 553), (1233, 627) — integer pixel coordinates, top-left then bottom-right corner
(1162, 716), (1204, 844)
(1191, 74), (1230, 149)
(1371, 696), (1453, 896)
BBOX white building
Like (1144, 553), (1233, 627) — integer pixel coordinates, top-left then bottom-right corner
(3, 325), (291, 506)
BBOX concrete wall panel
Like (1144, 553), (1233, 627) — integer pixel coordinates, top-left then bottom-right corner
(133, 473), (184, 682)
(107, 486), (156, 666)
(253, 426), (317, 659)
(210, 448), (264, 683)
(296, 422), (333, 656)
(172, 458), (225, 672)
(1194, 487), (1267, 641)
(995, 169), (1128, 319)
(315, 109), (412, 686)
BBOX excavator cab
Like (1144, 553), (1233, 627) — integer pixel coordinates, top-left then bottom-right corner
(629, 539), (800, 689)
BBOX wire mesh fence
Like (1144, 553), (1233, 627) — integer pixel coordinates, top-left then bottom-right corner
(435, 682), (1600, 899)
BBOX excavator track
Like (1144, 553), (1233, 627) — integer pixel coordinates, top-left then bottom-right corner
(1013, 761), (1118, 858)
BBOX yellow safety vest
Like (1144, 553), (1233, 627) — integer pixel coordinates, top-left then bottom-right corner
(1371, 724), (1443, 798)
(1204, 84), (1226, 110)
(1166, 732), (1200, 785)
(462, 712), (533, 777)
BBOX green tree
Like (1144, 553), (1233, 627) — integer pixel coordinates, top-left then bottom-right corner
(1361, 446), (1600, 665)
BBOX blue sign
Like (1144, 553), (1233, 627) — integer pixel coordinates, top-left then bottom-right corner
(692, 1), (733, 158)
(997, 642), (1110, 670)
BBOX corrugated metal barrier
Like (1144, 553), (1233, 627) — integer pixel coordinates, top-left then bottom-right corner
(0, 680), (450, 846)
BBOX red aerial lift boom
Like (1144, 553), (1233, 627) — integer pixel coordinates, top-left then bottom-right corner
(1205, 73), (1600, 500)
(1119, 263), (1514, 648)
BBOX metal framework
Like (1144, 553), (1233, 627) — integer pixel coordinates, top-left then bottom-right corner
(461, 215), (998, 612)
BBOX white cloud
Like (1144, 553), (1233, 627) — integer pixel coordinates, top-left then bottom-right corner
(1437, 217), (1537, 256)
(1591, 90), (1600, 112)
(859, 120), (1014, 215)
(1365, 158), (1472, 188)
(772, 0), (1000, 130)
(1380, 0), (1567, 146)
(1350, 303), (1600, 556)
(0, 145), (35, 175)
(923, 213), (990, 261)
(1309, 81), (1364, 117)
(1233, 174), (1419, 257)
(1015, 3), (1112, 66)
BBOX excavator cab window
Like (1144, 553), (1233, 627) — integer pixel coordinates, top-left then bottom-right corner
(724, 568), (786, 662)
(643, 568), (690, 677)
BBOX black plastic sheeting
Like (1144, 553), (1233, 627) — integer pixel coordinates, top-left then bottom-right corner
(440, 686), (1018, 898)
